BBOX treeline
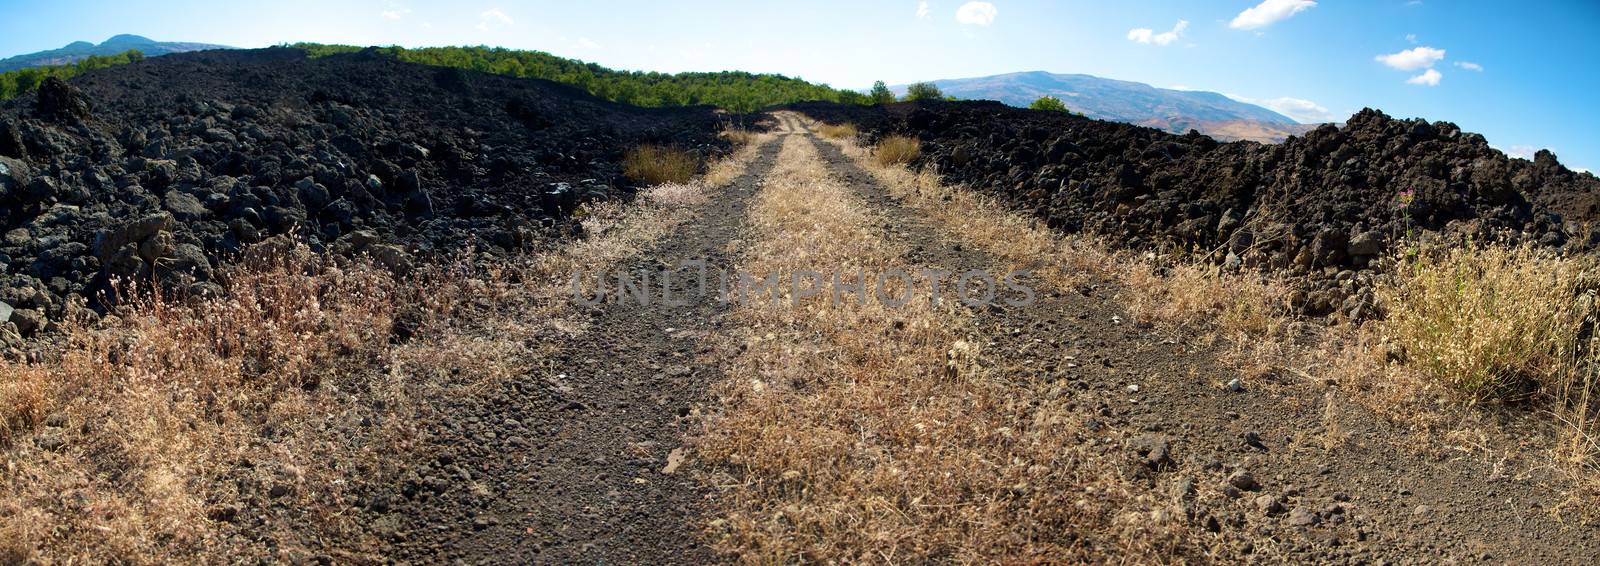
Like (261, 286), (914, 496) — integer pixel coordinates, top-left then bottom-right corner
(292, 43), (868, 112)
(0, 50), (146, 101)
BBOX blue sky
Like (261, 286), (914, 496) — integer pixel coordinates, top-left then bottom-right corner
(1, 0), (1596, 171)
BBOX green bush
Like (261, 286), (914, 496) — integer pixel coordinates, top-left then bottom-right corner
(869, 81), (895, 105)
(1029, 96), (1070, 113)
(902, 81), (944, 102)
(0, 50), (145, 101)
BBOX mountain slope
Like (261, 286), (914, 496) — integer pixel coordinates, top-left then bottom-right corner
(892, 71), (1319, 142)
(0, 34), (228, 72)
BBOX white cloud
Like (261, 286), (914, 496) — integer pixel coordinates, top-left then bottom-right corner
(1127, 20), (1189, 46)
(575, 37), (601, 50)
(1229, 0), (1316, 30)
(1225, 94), (1340, 123)
(1454, 61), (1483, 71)
(1499, 144), (1539, 160)
(955, 1), (997, 26)
(1375, 46), (1445, 71)
(917, 1), (930, 19)
(1405, 33), (1417, 44)
(381, 8), (409, 20)
(477, 8), (513, 31)
(1406, 68), (1442, 86)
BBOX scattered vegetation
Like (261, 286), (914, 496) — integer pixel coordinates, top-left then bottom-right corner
(868, 80), (895, 105)
(623, 145), (702, 185)
(292, 43), (866, 112)
(0, 50), (145, 101)
(901, 81), (945, 102)
(815, 122), (858, 140)
(1028, 95), (1071, 113)
(872, 135), (920, 166)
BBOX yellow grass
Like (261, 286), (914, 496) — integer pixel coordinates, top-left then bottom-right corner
(624, 144), (701, 185)
(698, 127), (1205, 562)
(815, 122), (858, 140)
(872, 135), (920, 167)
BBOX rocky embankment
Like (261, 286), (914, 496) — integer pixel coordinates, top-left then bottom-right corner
(790, 100), (1600, 317)
(0, 48), (733, 342)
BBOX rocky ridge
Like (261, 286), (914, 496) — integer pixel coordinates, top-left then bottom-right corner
(789, 100), (1600, 317)
(0, 48), (733, 343)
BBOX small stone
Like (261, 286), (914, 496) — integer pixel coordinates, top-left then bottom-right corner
(1227, 470), (1260, 491)
(1125, 384), (1140, 393)
(1225, 378), (1244, 392)
(1289, 507), (1319, 526)
(1255, 494), (1284, 514)
(268, 484), (293, 498)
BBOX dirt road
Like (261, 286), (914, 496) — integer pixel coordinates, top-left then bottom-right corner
(381, 114), (1600, 564)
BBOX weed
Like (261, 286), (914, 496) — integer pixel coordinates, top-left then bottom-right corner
(872, 135), (920, 167)
(624, 144), (701, 185)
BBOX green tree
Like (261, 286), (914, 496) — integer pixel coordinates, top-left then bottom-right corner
(902, 81), (943, 102)
(1029, 95), (1070, 113)
(869, 80), (895, 105)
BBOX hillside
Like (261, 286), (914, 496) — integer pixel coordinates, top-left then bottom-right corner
(293, 43), (866, 112)
(0, 34), (228, 72)
(892, 71), (1320, 142)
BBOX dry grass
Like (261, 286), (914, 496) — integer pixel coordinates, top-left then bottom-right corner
(810, 115), (1600, 520)
(815, 122), (858, 141)
(872, 135), (921, 167)
(698, 129), (1203, 562)
(624, 144), (702, 185)
(0, 130), (771, 563)
(1366, 243), (1600, 508)
(1376, 244), (1596, 404)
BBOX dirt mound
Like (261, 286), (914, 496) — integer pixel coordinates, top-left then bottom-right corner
(0, 48), (734, 338)
(789, 100), (1600, 316)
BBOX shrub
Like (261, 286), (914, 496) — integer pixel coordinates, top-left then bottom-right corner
(1029, 95), (1070, 113)
(1377, 243), (1597, 404)
(817, 122), (859, 140)
(623, 145), (700, 185)
(868, 80), (895, 105)
(873, 135), (920, 166)
(902, 81), (943, 102)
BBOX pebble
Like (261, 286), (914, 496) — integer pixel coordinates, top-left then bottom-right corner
(1227, 470), (1261, 491)
(1225, 378), (1244, 392)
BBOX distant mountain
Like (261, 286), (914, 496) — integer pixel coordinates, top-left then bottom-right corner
(0, 34), (229, 72)
(890, 71), (1321, 143)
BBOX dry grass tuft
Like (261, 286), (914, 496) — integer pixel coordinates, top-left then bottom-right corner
(815, 122), (858, 140)
(872, 135), (920, 167)
(624, 144), (701, 185)
(1377, 244), (1596, 404)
